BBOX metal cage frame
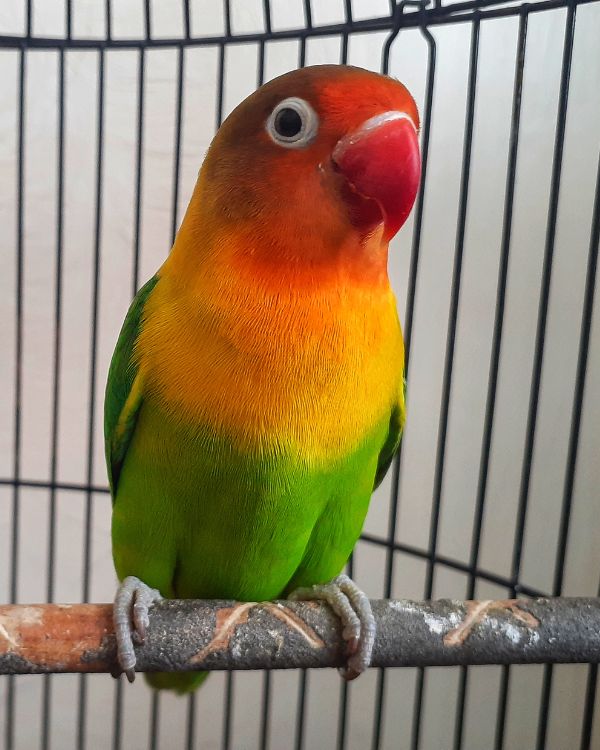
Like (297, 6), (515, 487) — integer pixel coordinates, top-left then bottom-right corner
(1, 0), (599, 749)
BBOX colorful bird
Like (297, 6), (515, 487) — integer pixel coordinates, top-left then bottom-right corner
(105, 64), (421, 692)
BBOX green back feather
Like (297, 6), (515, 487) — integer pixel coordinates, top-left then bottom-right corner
(104, 275), (159, 496)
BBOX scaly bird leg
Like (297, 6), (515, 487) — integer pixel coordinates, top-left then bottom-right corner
(114, 575), (163, 683)
(288, 573), (376, 680)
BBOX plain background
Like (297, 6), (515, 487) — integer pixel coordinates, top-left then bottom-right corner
(1, 0), (600, 748)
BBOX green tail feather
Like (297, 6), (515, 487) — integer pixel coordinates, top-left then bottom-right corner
(144, 671), (209, 694)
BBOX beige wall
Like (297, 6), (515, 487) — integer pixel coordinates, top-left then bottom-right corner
(1, 0), (599, 748)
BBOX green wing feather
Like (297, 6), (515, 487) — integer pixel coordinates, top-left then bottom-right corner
(104, 275), (159, 496)
(373, 375), (406, 489)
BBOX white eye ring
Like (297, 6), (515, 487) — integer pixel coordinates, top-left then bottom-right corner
(266, 97), (319, 149)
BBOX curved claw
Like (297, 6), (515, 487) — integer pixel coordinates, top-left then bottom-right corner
(113, 576), (163, 682)
(288, 573), (375, 681)
(335, 575), (376, 680)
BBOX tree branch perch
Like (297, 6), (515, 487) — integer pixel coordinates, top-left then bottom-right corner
(1, 597), (599, 676)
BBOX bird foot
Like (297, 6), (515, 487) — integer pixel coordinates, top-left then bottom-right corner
(288, 573), (375, 680)
(113, 575), (163, 683)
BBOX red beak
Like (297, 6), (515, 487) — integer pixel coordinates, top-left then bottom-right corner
(332, 111), (421, 241)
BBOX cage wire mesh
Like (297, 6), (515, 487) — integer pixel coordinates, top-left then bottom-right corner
(0, 0), (600, 748)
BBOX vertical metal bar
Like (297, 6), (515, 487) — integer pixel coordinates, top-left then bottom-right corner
(223, 0), (232, 38)
(41, 45), (66, 750)
(10, 44), (26, 611)
(185, 693), (196, 750)
(424, 11), (480, 617)
(257, 0), (270, 89)
(112, 679), (123, 750)
(340, 33), (349, 65)
(454, 11), (528, 750)
(171, 45), (185, 246)
(216, 44), (225, 130)
(336, 677), (350, 750)
(371, 459), (401, 750)
(299, 40), (306, 68)
(537, 139), (600, 750)
(339, 3), (350, 69)
(509, 0), (576, 606)
(149, 692), (160, 750)
(258, 40), (266, 87)
(340, 0), (352, 63)
(577, 171), (600, 750)
(512, 4), (576, 593)
(538, 138), (600, 747)
(580, 664), (599, 750)
(294, 670), (309, 750)
(492, 7), (576, 750)
(373, 13), (437, 750)
(82, 47), (105, 604)
(105, 0), (112, 41)
(222, 672), (234, 750)
(78, 46), (105, 750)
(66, 0), (72, 40)
(412, 17), (480, 750)
(263, 0), (272, 34)
(259, 672), (272, 750)
(132, 48), (145, 295)
(344, 0), (353, 25)
(299, 0), (312, 67)
(303, 0), (313, 29)
(183, 0), (191, 39)
(493, 6), (576, 750)
(144, 0), (152, 40)
(149, 694), (160, 750)
(403, 17), (438, 362)
(6, 43), (26, 750)
(494, 665), (511, 750)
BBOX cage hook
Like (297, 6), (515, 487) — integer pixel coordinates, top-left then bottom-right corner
(382, 0), (432, 74)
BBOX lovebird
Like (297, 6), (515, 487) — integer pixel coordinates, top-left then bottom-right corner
(105, 64), (421, 692)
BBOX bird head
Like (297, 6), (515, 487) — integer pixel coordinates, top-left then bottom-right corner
(180, 65), (420, 281)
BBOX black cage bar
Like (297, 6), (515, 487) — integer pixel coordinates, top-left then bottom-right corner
(1, 0), (600, 749)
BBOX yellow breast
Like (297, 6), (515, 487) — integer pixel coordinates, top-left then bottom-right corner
(136, 267), (404, 465)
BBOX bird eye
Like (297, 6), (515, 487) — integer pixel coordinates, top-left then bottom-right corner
(266, 97), (319, 148)
(274, 108), (303, 138)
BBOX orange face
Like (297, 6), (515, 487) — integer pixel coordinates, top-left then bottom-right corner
(193, 65), (420, 274)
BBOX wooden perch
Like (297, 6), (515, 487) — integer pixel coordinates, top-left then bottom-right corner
(1, 597), (599, 676)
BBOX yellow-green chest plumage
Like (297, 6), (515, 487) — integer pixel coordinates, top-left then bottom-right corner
(109, 256), (405, 605)
(136, 258), (405, 466)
